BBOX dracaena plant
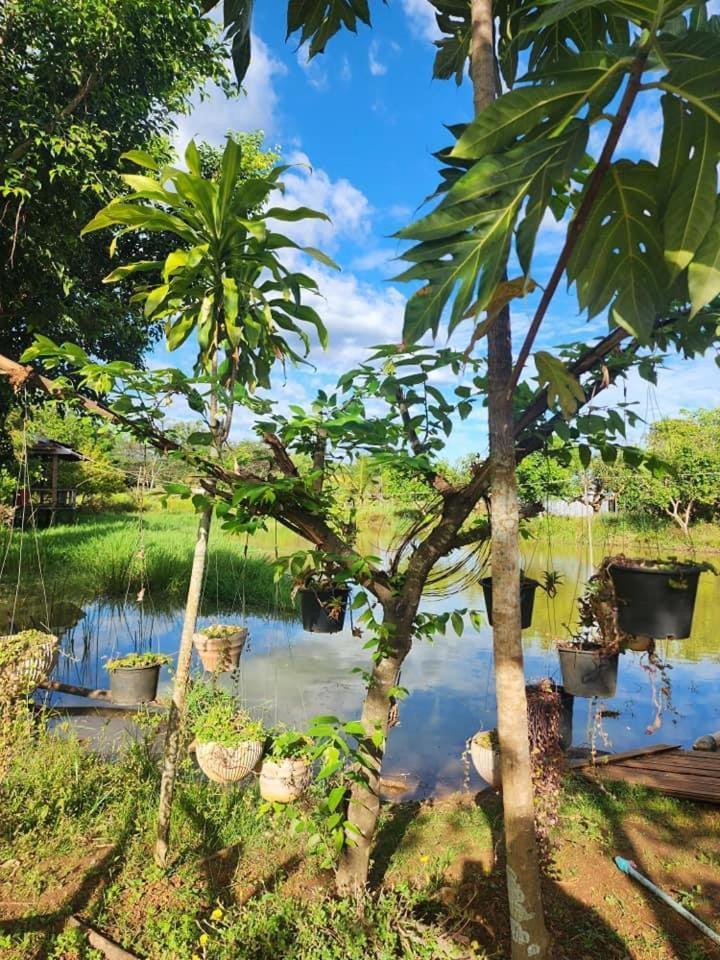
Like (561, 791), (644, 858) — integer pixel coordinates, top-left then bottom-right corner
(80, 137), (336, 391)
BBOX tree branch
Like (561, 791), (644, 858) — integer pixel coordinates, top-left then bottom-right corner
(6, 71), (100, 167)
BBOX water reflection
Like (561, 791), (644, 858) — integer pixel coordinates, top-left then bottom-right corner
(20, 546), (720, 798)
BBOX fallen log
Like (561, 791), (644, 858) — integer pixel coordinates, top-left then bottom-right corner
(68, 916), (141, 960)
(693, 731), (720, 752)
(38, 678), (164, 709)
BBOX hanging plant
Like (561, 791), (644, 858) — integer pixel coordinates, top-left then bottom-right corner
(607, 555), (713, 640)
(259, 729), (315, 803)
(187, 682), (265, 784)
(280, 550), (351, 635)
(106, 652), (170, 704)
(192, 624), (248, 673)
(480, 568), (563, 630)
(0, 630), (58, 702)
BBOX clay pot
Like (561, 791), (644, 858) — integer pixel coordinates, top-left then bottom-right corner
(259, 757), (312, 803)
(193, 628), (248, 673)
(195, 739), (264, 784)
(470, 730), (501, 789)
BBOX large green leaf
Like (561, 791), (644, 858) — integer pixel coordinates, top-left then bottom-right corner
(453, 52), (625, 161)
(658, 33), (720, 125)
(398, 124), (587, 342)
(688, 200), (720, 316)
(657, 95), (720, 279)
(286, 0), (381, 58)
(567, 160), (669, 342)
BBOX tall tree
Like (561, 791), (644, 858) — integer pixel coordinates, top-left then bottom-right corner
(0, 0), (229, 450)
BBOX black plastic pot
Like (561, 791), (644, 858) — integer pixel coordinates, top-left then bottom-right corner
(299, 588), (349, 634)
(109, 664), (161, 703)
(480, 577), (539, 630)
(609, 562), (702, 639)
(558, 686), (575, 752)
(557, 644), (619, 699)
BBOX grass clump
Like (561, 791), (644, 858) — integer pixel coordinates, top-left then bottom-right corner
(0, 511), (293, 614)
(187, 681), (265, 747)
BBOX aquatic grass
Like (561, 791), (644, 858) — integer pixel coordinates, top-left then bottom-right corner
(0, 511), (293, 613)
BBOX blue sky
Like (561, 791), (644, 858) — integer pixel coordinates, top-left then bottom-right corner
(163, 0), (719, 458)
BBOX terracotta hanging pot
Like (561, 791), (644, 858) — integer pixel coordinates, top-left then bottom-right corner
(193, 627), (248, 672)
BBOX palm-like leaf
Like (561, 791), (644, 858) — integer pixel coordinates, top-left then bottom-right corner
(82, 138), (336, 388)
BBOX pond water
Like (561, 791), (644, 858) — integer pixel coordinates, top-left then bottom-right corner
(18, 538), (720, 798)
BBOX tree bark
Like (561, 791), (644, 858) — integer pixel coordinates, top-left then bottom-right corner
(470, 1), (550, 957)
(154, 504), (212, 867)
(335, 611), (412, 893)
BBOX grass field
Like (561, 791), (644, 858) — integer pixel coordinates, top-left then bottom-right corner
(0, 510), (293, 614)
(1, 719), (718, 959)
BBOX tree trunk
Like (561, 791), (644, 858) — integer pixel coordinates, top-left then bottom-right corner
(335, 613), (411, 893)
(154, 504), (212, 867)
(471, 0), (550, 956)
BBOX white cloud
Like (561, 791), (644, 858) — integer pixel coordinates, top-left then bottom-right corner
(350, 248), (396, 272)
(297, 46), (329, 91)
(174, 35), (286, 147)
(617, 104), (664, 164)
(369, 40), (388, 76)
(401, 0), (441, 41)
(274, 152), (373, 249)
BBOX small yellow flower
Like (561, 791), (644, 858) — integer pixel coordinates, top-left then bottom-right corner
(199, 933), (209, 946)
(420, 855), (430, 864)
(471, 940), (480, 950)
(211, 907), (224, 921)
(192, 955), (202, 960)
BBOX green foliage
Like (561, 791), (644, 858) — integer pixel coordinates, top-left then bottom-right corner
(79, 137), (333, 389)
(106, 652), (170, 671)
(186, 681), (265, 747)
(0, 629), (54, 671)
(197, 623), (247, 640)
(617, 408), (720, 528)
(266, 728), (315, 759)
(0, 0), (228, 372)
(397, 0), (720, 380)
(516, 445), (578, 508)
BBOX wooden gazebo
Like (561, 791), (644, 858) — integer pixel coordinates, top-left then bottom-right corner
(18, 437), (84, 527)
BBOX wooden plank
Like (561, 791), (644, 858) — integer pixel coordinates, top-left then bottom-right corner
(566, 744), (680, 771)
(583, 766), (720, 802)
(627, 757), (720, 778)
(625, 753), (720, 770)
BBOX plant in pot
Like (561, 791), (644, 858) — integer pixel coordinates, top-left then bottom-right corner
(556, 573), (623, 699)
(480, 568), (563, 631)
(187, 681), (265, 784)
(606, 554), (713, 640)
(259, 728), (314, 803)
(0, 629), (59, 701)
(469, 680), (563, 871)
(192, 623), (248, 673)
(106, 652), (170, 704)
(285, 552), (351, 634)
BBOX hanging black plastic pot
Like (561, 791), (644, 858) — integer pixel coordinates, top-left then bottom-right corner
(109, 664), (161, 704)
(557, 644), (619, 698)
(480, 577), (539, 630)
(608, 561), (702, 639)
(298, 587), (349, 634)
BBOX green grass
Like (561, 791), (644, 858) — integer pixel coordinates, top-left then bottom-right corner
(0, 511), (293, 614)
(525, 514), (720, 554)
(0, 718), (482, 960)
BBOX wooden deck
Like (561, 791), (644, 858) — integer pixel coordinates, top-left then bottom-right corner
(569, 744), (720, 804)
